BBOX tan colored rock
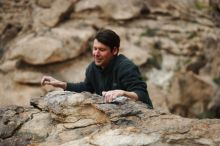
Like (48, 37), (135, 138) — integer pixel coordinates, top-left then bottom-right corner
(56, 53), (93, 83)
(1, 0), (220, 124)
(0, 60), (17, 73)
(148, 84), (169, 112)
(36, 0), (53, 8)
(32, 0), (76, 30)
(0, 0), (32, 45)
(121, 44), (150, 66)
(12, 70), (44, 84)
(101, 0), (147, 20)
(74, 0), (101, 12)
(75, 0), (148, 20)
(0, 73), (46, 107)
(154, 37), (180, 55)
(9, 35), (63, 65)
(18, 112), (52, 140)
(146, 53), (178, 91)
(1, 91), (220, 145)
(91, 128), (161, 146)
(8, 26), (94, 65)
(50, 26), (95, 61)
(169, 72), (217, 117)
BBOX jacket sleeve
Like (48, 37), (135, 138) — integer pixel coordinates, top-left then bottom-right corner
(65, 65), (94, 93)
(117, 62), (153, 108)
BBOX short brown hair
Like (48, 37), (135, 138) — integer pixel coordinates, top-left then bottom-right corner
(95, 29), (120, 50)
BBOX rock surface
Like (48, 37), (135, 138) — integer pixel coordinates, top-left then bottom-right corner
(0, 0), (220, 119)
(1, 91), (220, 146)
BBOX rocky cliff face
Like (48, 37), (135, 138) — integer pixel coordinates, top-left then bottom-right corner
(0, 0), (220, 118)
(1, 91), (220, 146)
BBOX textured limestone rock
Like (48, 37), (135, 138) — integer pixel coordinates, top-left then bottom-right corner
(74, 0), (149, 20)
(169, 72), (217, 117)
(12, 70), (44, 84)
(1, 91), (220, 146)
(7, 26), (95, 65)
(0, 73), (46, 107)
(36, 0), (53, 8)
(1, 0), (220, 120)
(32, 0), (77, 30)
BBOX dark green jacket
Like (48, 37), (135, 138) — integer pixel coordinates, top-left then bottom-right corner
(66, 54), (153, 108)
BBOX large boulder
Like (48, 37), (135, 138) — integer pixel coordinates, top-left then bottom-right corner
(32, 0), (77, 30)
(1, 91), (220, 145)
(7, 26), (95, 65)
(168, 72), (217, 117)
(1, 0), (220, 123)
(74, 0), (149, 20)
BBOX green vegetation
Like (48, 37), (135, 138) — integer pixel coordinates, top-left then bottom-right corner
(141, 75), (149, 81)
(197, 111), (217, 119)
(142, 47), (162, 70)
(195, 0), (210, 10)
(145, 41), (163, 69)
(139, 48), (162, 76)
(154, 41), (162, 50)
(187, 31), (197, 40)
(147, 56), (162, 70)
(141, 28), (159, 37)
(213, 76), (220, 86)
(86, 41), (93, 52)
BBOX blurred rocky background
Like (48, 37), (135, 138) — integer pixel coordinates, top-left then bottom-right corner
(0, 0), (220, 119)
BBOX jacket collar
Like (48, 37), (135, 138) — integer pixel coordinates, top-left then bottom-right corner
(95, 55), (118, 74)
